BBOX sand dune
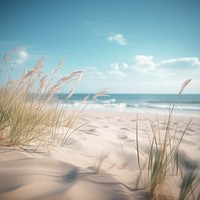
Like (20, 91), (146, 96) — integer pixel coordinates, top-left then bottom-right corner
(0, 111), (200, 200)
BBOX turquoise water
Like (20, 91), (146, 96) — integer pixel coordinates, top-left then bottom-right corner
(55, 93), (200, 116)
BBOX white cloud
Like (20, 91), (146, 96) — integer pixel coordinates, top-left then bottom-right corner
(108, 34), (127, 45)
(123, 63), (129, 69)
(14, 50), (29, 65)
(108, 70), (126, 78)
(133, 55), (156, 73)
(87, 67), (106, 79)
(108, 63), (126, 78)
(158, 57), (200, 66)
(132, 55), (200, 74)
(110, 62), (120, 70)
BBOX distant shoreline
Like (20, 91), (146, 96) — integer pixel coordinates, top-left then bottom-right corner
(26, 92), (200, 120)
(52, 93), (200, 118)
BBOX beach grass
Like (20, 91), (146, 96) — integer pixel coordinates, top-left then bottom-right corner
(179, 170), (200, 200)
(0, 51), (84, 147)
(0, 50), (107, 148)
(135, 79), (200, 200)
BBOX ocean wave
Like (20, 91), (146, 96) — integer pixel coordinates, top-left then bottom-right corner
(89, 103), (127, 109)
(63, 101), (200, 112)
(55, 93), (200, 114)
(147, 100), (200, 104)
(141, 103), (200, 111)
(101, 99), (116, 104)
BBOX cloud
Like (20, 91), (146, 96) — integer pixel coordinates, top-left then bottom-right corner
(132, 55), (156, 73)
(87, 67), (106, 79)
(158, 57), (200, 66)
(110, 62), (120, 70)
(123, 63), (129, 69)
(108, 63), (126, 78)
(14, 50), (29, 65)
(132, 55), (200, 74)
(108, 34), (127, 45)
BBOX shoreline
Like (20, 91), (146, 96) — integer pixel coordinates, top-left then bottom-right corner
(68, 105), (200, 119)
(57, 93), (200, 118)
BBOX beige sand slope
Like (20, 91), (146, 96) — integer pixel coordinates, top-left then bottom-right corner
(0, 111), (200, 200)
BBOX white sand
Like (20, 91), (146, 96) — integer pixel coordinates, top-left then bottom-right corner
(0, 110), (200, 200)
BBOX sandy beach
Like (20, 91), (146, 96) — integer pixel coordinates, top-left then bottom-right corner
(0, 110), (200, 200)
(1, 0), (200, 198)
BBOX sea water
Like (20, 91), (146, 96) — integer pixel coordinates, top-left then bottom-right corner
(55, 93), (200, 116)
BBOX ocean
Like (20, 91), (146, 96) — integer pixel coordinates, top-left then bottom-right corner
(55, 93), (200, 116)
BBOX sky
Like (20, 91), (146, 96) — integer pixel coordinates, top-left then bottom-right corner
(0, 0), (200, 93)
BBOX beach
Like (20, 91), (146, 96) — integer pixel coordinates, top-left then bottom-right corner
(1, 0), (200, 198)
(0, 109), (200, 200)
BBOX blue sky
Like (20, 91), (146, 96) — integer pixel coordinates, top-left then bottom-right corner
(0, 0), (200, 93)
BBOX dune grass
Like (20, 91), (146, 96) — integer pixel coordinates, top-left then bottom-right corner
(135, 79), (200, 200)
(0, 50), (85, 147)
(0, 50), (107, 148)
(179, 170), (200, 200)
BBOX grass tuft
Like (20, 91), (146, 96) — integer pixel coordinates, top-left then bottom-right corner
(135, 79), (199, 200)
(0, 50), (84, 147)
